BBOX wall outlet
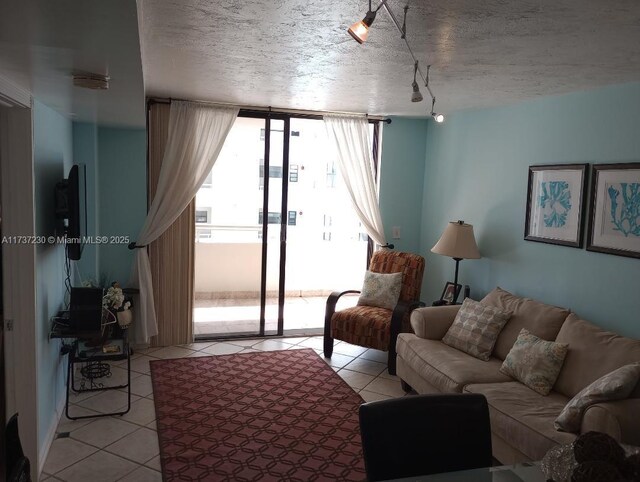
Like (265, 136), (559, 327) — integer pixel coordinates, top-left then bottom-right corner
(392, 226), (401, 239)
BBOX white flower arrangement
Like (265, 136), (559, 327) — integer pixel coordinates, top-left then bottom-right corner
(103, 284), (125, 310)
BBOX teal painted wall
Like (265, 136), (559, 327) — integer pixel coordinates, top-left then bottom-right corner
(71, 123), (147, 285)
(33, 100), (71, 454)
(421, 83), (640, 337)
(72, 122), (99, 282)
(379, 117), (428, 254)
(97, 126), (146, 284)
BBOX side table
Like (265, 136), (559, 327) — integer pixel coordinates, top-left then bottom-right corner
(65, 332), (132, 420)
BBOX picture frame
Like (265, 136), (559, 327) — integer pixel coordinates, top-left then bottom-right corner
(587, 163), (640, 259)
(440, 282), (462, 305)
(524, 164), (588, 248)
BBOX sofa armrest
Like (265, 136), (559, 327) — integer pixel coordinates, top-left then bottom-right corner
(410, 305), (461, 340)
(580, 398), (640, 446)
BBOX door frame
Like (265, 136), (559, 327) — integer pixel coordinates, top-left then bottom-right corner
(0, 86), (39, 474)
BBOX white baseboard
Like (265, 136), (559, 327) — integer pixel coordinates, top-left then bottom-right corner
(38, 392), (66, 480)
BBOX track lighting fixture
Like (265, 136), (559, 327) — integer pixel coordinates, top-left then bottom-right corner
(411, 61), (423, 103)
(430, 97), (445, 123)
(348, 1), (445, 122)
(348, 0), (388, 44)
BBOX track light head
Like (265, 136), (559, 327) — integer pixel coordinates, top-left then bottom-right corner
(411, 81), (423, 103)
(430, 96), (444, 123)
(348, 10), (377, 44)
(410, 61), (423, 102)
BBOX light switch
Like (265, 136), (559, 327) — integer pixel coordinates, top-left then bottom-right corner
(392, 226), (401, 239)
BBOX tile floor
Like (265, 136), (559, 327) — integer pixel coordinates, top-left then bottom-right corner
(41, 336), (409, 481)
(193, 295), (359, 335)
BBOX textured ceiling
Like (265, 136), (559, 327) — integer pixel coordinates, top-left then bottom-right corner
(1, 1), (638, 126)
(140, 0), (640, 117)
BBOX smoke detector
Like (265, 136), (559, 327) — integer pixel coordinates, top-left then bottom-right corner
(72, 72), (110, 90)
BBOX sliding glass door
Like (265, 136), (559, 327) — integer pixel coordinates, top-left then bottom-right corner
(193, 113), (377, 338)
(282, 118), (370, 332)
(193, 117), (267, 336)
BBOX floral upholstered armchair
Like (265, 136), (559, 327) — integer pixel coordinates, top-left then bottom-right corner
(323, 250), (425, 375)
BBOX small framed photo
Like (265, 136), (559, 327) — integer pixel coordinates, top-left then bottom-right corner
(440, 282), (462, 305)
(525, 164), (588, 248)
(587, 163), (640, 259)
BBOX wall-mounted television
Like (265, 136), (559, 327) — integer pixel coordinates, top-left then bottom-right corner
(55, 164), (87, 260)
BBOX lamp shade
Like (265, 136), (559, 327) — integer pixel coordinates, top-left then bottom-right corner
(431, 221), (481, 260)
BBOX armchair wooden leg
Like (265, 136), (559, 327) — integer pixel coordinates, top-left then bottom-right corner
(324, 335), (334, 358)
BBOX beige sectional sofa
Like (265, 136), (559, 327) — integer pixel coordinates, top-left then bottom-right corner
(396, 287), (640, 464)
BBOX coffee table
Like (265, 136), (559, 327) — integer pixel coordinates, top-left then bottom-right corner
(384, 462), (545, 481)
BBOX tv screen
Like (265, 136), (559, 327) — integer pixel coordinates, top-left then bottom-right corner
(55, 164), (87, 260)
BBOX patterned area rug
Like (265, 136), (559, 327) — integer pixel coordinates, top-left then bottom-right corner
(150, 348), (366, 481)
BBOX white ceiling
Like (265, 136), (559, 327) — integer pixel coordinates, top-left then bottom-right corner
(0, 0), (145, 127)
(1, 1), (638, 127)
(140, 0), (640, 118)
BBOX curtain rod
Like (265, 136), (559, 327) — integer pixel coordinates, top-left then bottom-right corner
(146, 97), (392, 124)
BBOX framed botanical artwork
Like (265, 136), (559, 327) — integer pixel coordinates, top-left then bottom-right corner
(524, 164), (588, 248)
(587, 163), (640, 259)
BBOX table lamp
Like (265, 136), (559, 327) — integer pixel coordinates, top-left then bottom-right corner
(431, 220), (481, 303)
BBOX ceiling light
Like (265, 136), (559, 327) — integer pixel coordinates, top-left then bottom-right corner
(348, 1), (388, 44)
(430, 95), (444, 123)
(348, 1), (446, 121)
(411, 61), (423, 103)
(348, 11), (377, 44)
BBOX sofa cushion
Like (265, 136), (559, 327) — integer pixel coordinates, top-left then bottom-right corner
(554, 313), (640, 398)
(482, 288), (570, 360)
(464, 382), (576, 461)
(332, 305), (392, 351)
(396, 333), (512, 393)
(500, 329), (569, 396)
(442, 298), (512, 361)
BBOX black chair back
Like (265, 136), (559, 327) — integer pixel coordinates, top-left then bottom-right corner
(359, 394), (492, 481)
(6, 413), (31, 482)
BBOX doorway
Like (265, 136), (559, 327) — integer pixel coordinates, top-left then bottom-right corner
(193, 112), (379, 338)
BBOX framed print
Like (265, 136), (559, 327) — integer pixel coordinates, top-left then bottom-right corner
(587, 163), (640, 259)
(524, 164), (588, 248)
(440, 282), (462, 305)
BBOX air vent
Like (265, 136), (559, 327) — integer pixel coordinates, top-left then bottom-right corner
(72, 72), (110, 90)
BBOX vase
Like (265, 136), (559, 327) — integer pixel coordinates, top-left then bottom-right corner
(117, 308), (133, 328)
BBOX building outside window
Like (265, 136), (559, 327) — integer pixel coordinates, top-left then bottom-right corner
(195, 208), (211, 224)
(289, 164), (299, 182)
(258, 208), (282, 225)
(326, 161), (336, 188)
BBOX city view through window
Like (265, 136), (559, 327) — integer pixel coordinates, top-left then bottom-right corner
(193, 116), (378, 337)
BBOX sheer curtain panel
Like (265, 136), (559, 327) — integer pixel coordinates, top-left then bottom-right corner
(131, 101), (239, 344)
(323, 114), (387, 247)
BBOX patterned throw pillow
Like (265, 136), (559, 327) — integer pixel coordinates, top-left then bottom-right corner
(441, 298), (512, 361)
(357, 271), (403, 310)
(555, 363), (640, 433)
(500, 329), (569, 396)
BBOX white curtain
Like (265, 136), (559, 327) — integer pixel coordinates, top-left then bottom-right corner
(130, 101), (239, 343)
(324, 114), (387, 246)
